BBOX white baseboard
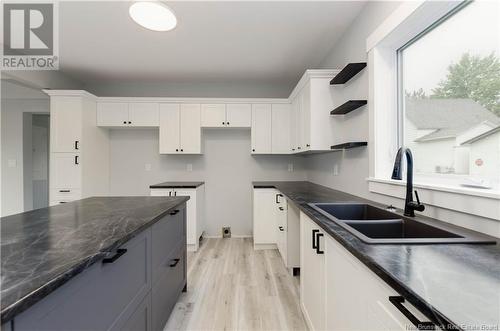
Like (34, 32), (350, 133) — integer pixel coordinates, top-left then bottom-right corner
(203, 234), (253, 239)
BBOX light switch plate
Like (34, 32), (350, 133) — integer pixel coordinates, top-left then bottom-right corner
(144, 163), (152, 171)
(187, 164), (193, 172)
(288, 163), (294, 172)
(333, 164), (339, 175)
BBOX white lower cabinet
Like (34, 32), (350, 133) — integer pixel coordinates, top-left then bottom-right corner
(252, 188), (278, 248)
(50, 153), (81, 190)
(300, 212), (436, 331)
(150, 186), (204, 252)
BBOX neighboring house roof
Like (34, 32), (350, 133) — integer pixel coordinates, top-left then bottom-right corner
(460, 125), (500, 145)
(406, 98), (500, 142)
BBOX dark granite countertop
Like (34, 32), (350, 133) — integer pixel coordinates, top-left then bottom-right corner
(0, 196), (189, 324)
(150, 181), (205, 189)
(253, 181), (500, 330)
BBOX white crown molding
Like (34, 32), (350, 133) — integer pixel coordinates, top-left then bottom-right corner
(42, 89), (97, 99)
(288, 69), (339, 101)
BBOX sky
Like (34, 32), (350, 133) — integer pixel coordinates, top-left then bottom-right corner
(402, 0), (500, 95)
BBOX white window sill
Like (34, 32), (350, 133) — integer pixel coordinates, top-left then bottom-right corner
(367, 177), (500, 220)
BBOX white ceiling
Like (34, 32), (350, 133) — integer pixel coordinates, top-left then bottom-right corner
(59, 1), (366, 88)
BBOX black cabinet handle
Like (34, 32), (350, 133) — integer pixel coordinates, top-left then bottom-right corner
(389, 296), (435, 330)
(306, 144), (310, 147)
(252, 149), (255, 152)
(297, 146), (301, 150)
(75, 141), (79, 150)
(170, 209), (180, 216)
(279, 226), (284, 231)
(59, 201), (67, 204)
(123, 121), (127, 124)
(312, 229), (319, 250)
(315, 233), (324, 254)
(275, 194), (279, 204)
(227, 122), (230, 125)
(128, 121), (131, 124)
(180, 149), (184, 152)
(170, 258), (180, 267)
(59, 189), (70, 193)
(174, 191), (177, 196)
(222, 122), (225, 125)
(74, 155), (79, 165)
(176, 149), (179, 152)
(103, 248), (127, 264)
(279, 207), (284, 211)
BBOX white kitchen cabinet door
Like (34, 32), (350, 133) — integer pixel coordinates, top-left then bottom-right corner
(50, 153), (81, 189)
(226, 104), (251, 127)
(289, 98), (298, 153)
(201, 104), (226, 128)
(295, 92), (304, 152)
(128, 103), (159, 127)
(50, 97), (82, 152)
(173, 189), (197, 245)
(159, 104), (180, 154)
(300, 82), (311, 150)
(180, 104), (201, 154)
(300, 212), (326, 331)
(251, 104), (272, 154)
(271, 104), (291, 154)
(96, 102), (129, 127)
(253, 189), (278, 248)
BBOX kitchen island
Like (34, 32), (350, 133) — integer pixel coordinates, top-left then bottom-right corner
(1, 196), (189, 331)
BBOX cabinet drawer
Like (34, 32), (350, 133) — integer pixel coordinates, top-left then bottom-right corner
(50, 188), (81, 201)
(15, 230), (151, 331)
(152, 242), (186, 331)
(152, 208), (185, 285)
(110, 292), (151, 331)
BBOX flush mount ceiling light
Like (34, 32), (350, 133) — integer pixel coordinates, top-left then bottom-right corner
(129, 1), (177, 32)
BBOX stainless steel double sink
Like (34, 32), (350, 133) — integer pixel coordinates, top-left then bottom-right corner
(309, 203), (496, 244)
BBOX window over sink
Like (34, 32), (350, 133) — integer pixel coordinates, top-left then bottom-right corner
(397, 1), (500, 193)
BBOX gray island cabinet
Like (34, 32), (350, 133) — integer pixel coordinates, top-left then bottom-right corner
(1, 197), (188, 331)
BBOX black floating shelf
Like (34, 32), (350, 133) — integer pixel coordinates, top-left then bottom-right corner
(331, 100), (367, 115)
(330, 62), (367, 85)
(331, 142), (368, 150)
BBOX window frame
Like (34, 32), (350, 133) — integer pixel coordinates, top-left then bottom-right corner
(366, 0), (499, 221)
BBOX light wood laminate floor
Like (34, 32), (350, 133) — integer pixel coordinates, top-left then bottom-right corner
(164, 238), (308, 331)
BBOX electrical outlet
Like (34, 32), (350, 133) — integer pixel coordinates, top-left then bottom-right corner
(144, 163), (152, 171)
(333, 164), (339, 176)
(187, 163), (193, 172)
(288, 163), (294, 172)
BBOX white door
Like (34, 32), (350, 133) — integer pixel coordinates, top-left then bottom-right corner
(271, 104), (291, 154)
(226, 104), (251, 127)
(253, 189), (278, 245)
(174, 189), (197, 245)
(50, 153), (81, 189)
(159, 104), (180, 153)
(128, 103), (159, 127)
(201, 104), (226, 127)
(300, 213), (326, 331)
(51, 97), (82, 152)
(96, 102), (129, 127)
(301, 82), (311, 150)
(180, 104), (201, 153)
(251, 104), (272, 154)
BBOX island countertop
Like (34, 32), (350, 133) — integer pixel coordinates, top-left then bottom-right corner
(0, 196), (189, 324)
(253, 181), (500, 330)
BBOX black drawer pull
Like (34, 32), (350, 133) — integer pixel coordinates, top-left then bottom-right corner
(279, 207), (284, 211)
(279, 226), (284, 231)
(102, 248), (127, 264)
(312, 229), (319, 250)
(74, 155), (79, 165)
(315, 233), (324, 254)
(170, 258), (180, 267)
(59, 190), (70, 193)
(169, 209), (179, 216)
(75, 140), (79, 150)
(389, 296), (435, 330)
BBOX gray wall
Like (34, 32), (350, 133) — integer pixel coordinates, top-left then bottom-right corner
(109, 129), (307, 236)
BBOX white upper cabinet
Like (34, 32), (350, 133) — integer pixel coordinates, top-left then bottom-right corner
(271, 104), (291, 154)
(201, 103), (251, 128)
(226, 104), (251, 127)
(201, 104), (226, 127)
(97, 102), (159, 127)
(128, 103), (159, 126)
(159, 104), (180, 154)
(180, 104), (201, 154)
(97, 102), (129, 126)
(159, 103), (201, 154)
(50, 96), (82, 153)
(251, 104), (272, 154)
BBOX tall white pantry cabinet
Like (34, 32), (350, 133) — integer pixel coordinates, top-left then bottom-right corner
(44, 90), (110, 205)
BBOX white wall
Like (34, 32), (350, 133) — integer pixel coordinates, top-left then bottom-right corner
(109, 128), (307, 236)
(309, 1), (499, 237)
(1, 98), (49, 216)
